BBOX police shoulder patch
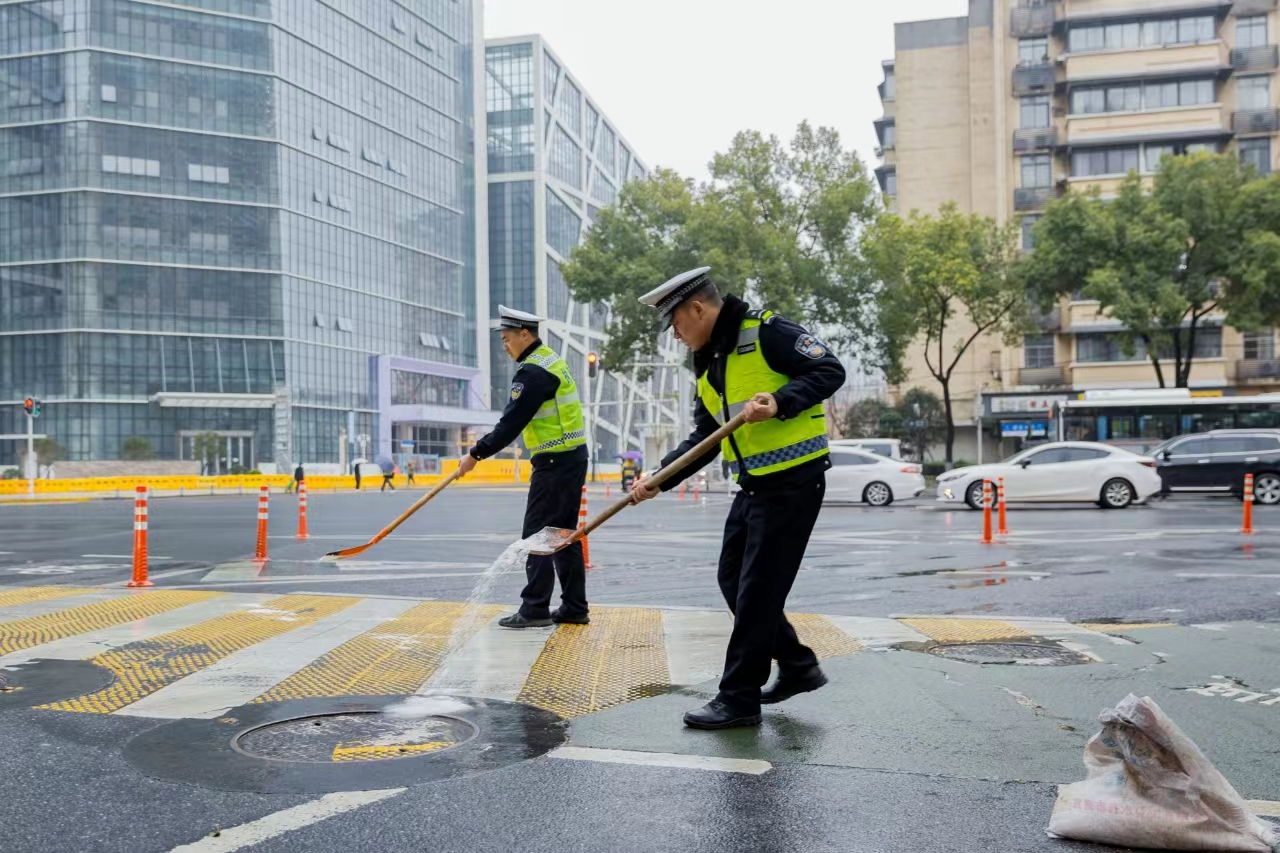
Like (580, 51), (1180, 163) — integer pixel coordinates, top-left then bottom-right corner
(795, 334), (827, 359)
(510, 382), (524, 400)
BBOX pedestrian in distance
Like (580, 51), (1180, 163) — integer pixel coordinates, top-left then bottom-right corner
(632, 267), (846, 730)
(285, 462), (304, 494)
(406, 460), (416, 488)
(353, 462), (362, 491)
(458, 305), (589, 629)
(380, 460), (396, 492)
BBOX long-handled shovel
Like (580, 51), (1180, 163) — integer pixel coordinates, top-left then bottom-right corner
(322, 468), (465, 560)
(520, 412), (749, 556)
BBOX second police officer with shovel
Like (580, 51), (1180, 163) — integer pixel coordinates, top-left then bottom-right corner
(631, 268), (846, 729)
(458, 305), (590, 628)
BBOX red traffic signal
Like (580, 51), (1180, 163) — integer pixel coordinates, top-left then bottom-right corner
(587, 352), (599, 379)
(23, 397), (41, 417)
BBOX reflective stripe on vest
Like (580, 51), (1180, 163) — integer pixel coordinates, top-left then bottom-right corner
(519, 345), (587, 456)
(698, 312), (828, 479)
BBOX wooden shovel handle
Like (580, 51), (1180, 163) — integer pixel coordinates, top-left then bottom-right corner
(576, 412), (748, 541)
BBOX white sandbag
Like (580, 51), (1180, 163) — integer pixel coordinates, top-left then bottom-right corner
(1047, 694), (1277, 852)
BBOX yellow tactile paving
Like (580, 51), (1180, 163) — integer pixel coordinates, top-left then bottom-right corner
(0, 590), (219, 655)
(331, 742), (453, 762)
(518, 607), (670, 719)
(899, 617), (1030, 643)
(1078, 622), (1176, 633)
(790, 613), (863, 659)
(40, 595), (358, 714)
(0, 586), (99, 612)
(254, 601), (503, 702)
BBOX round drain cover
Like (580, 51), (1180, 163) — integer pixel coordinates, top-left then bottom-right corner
(236, 711), (476, 763)
(0, 659), (114, 710)
(929, 642), (1090, 666)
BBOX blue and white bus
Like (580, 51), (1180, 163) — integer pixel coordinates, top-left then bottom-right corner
(1054, 389), (1280, 453)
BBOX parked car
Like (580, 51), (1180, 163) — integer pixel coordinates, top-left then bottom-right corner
(934, 441), (1162, 510)
(1149, 430), (1280, 505)
(826, 446), (925, 507)
(830, 438), (902, 460)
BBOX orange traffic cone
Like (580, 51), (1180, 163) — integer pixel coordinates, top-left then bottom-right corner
(997, 476), (1009, 537)
(254, 484), (270, 563)
(578, 484), (594, 569)
(127, 485), (153, 588)
(297, 480), (309, 541)
(1242, 473), (1255, 535)
(981, 480), (994, 545)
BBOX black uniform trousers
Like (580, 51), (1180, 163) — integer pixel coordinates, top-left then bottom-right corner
(518, 452), (589, 620)
(716, 473), (825, 712)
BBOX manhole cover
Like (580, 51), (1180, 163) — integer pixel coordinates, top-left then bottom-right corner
(929, 642), (1091, 666)
(235, 711), (476, 763)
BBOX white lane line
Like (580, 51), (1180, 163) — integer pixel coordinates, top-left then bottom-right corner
(549, 746), (772, 776)
(662, 610), (732, 686)
(82, 554), (172, 560)
(1248, 800), (1280, 817)
(423, 612), (553, 701)
(0, 589), (134, 622)
(1002, 619), (1127, 655)
(103, 567), (208, 587)
(167, 788), (406, 853)
(1177, 573), (1280, 579)
(173, 571), (519, 587)
(823, 615), (930, 648)
(0, 594), (274, 666)
(201, 562), (266, 583)
(117, 598), (419, 719)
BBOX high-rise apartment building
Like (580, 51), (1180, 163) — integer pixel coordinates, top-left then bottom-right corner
(0, 0), (493, 472)
(484, 36), (692, 467)
(877, 0), (1280, 459)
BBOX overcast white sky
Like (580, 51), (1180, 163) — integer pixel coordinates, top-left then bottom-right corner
(483, 0), (968, 181)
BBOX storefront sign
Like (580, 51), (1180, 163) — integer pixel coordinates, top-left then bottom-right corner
(991, 394), (1068, 415)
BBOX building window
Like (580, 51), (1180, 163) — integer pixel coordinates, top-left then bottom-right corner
(1238, 15), (1269, 50)
(1021, 154), (1052, 188)
(1245, 330), (1276, 360)
(187, 164), (230, 184)
(1068, 16), (1215, 53)
(104, 155), (160, 177)
(1019, 37), (1049, 65)
(1070, 78), (1214, 115)
(1072, 145), (1139, 177)
(884, 171), (897, 196)
(882, 72), (896, 100)
(1021, 215), (1041, 250)
(1020, 95), (1051, 129)
(1024, 334), (1055, 368)
(1076, 329), (1222, 362)
(101, 84), (117, 103)
(1240, 137), (1272, 175)
(1239, 75), (1271, 110)
(882, 124), (896, 147)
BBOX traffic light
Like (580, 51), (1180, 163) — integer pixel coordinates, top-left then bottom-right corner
(23, 397), (41, 418)
(587, 352), (599, 379)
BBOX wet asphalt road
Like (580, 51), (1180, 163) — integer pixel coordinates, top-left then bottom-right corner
(1, 487), (1277, 853)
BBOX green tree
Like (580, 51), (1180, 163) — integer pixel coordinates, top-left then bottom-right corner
(562, 122), (878, 374)
(1025, 153), (1280, 387)
(32, 438), (66, 474)
(898, 387), (946, 461)
(843, 398), (897, 440)
(121, 436), (157, 461)
(192, 432), (223, 476)
(865, 203), (1029, 463)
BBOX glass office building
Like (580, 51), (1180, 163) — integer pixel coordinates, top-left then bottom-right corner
(485, 36), (692, 466)
(0, 0), (493, 472)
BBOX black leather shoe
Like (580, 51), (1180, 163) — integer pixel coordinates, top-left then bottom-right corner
(551, 609), (590, 625)
(760, 666), (828, 705)
(682, 700), (762, 730)
(498, 613), (553, 629)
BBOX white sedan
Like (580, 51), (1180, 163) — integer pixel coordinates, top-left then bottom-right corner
(826, 446), (926, 507)
(935, 441), (1163, 510)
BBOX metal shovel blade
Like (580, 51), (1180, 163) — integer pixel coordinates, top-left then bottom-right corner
(518, 526), (578, 555)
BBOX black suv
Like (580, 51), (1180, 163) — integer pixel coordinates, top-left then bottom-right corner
(1152, 429), (1280, 504)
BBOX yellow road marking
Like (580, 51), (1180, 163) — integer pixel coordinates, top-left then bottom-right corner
(899, 617), (1030, 643)
(789, 613), (862, 659)
(0, 586), (99, 612)
(518, 607), (669, 719)
(0, 590), (219, 655)
(331, 742), (452, 762)
(41, 595), (358, 714)
(254, 601), (503, 702)
(1078, 622), (1176, 633)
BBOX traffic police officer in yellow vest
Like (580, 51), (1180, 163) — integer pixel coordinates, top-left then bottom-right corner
(458, 305), (590, 628)
(632, 269), (846, 729)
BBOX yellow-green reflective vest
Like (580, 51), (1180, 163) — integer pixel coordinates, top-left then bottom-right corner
(697, 311), (829, 480)
(520, 345), (586, 456)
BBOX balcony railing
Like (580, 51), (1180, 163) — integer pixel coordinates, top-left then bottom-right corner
(1017, 366), (1067, 387)
(1236, 359), (1280, 381)
(1234, 0), (1277, 13)
(1231, 45), (1280, 71)
(1012, 63), (1056, 94)
(1011, 2), (1056, 38)
(1014, 186), (1056, 211)
(1013, 127), (1058, 152)
(1233, 108), (1280, 135)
